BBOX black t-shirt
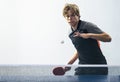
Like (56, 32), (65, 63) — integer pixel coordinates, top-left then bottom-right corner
(69, 20), (107, 64)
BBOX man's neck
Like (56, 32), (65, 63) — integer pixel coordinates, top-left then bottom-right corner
(71, 26), (77, 31)
(71, 21), (79, 31)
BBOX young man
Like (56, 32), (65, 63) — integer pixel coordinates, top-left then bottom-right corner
(63, 3), (112, 75)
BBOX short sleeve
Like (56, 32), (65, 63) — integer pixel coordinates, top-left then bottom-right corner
(85, 22), (104, 34)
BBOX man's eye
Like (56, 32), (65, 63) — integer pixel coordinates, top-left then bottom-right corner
(67, 15), (70, 17)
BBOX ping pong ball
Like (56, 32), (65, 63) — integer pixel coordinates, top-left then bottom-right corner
(61, 40), (64, 44)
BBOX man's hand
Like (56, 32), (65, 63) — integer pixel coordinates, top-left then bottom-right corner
(64, 66), (71, 72)
(74, 31), (91, 39)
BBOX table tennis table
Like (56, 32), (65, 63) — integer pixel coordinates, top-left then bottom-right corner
(0, 65), (119, 82)
(0, 75), (119, 82)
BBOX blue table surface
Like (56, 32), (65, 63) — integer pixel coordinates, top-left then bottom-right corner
(0, 75), (119, 82)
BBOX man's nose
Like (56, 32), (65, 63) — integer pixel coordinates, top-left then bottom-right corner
(67, 16), (73, 21)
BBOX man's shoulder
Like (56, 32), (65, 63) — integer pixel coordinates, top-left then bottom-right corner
(80, 20), (103, 33)
(81, 20), (97, 27)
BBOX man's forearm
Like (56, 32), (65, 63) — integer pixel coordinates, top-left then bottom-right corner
(67, 52), (78, 64)
(89, 32), (112, 42)
(74, 32), (112, 42)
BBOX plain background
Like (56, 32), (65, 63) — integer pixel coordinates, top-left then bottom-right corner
(0, 0), (120, 65)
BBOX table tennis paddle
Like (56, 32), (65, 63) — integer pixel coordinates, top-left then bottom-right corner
(52, 67), (65, 75)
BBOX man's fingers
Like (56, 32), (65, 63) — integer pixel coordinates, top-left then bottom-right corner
(73, 32), (82, 37)
(64, 67), (71, 72)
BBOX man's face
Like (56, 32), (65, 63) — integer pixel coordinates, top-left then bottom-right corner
(65, 10), (80, 27)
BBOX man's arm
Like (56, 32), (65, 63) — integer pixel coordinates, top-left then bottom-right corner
(64, 51), (78, 71)
(74, 32), (112, 42)
(88, 32), (112, 42)
(67, 51), (78, 64)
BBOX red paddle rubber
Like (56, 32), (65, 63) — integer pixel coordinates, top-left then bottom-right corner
(53, 67), (65, 75)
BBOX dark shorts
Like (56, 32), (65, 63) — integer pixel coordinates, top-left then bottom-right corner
(74, 67), (108, 75)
